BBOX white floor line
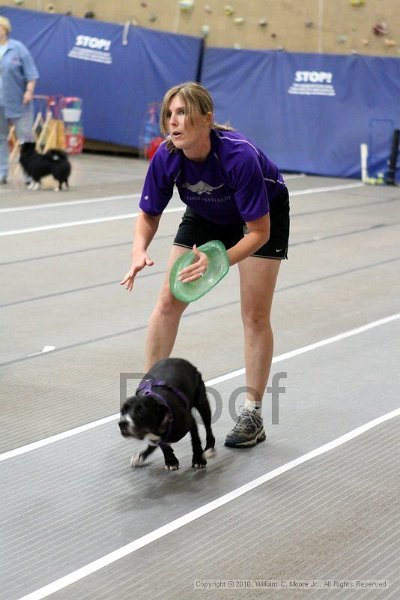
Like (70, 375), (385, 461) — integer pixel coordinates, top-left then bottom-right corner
(1, 312), (398, 464)
(17, 406), (400, 600)
(281, 173), (306, 180)
(0, 193), (139, 213)
(0, 182), (364, 236)
(0, 207), (185, 236)
(292, 182), (363, 196)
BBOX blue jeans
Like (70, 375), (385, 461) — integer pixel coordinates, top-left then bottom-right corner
(0, 103), (35, 178)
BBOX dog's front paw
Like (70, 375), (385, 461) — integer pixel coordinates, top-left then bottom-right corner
(164, 457), (179, 471)
(161, 445), (179, 471)
(130, 453), (146, 468)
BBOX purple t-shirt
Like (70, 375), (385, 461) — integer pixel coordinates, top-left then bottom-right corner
(139, 129), (285, 225)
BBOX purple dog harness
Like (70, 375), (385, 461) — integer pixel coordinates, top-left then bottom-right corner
(136, 379), (190, 445)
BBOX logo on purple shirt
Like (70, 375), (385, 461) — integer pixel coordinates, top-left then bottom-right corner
(181, 180), (224, 195)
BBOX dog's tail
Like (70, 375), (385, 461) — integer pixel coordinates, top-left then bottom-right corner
(46, 149), (69, 162)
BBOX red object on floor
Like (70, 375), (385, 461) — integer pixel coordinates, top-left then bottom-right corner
(146, 136), (164, 159)
(65, 132), (84, 154)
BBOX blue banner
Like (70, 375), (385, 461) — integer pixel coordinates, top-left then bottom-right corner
(3, 6), (399, 178)
(203, 48), (400, 179)
(1, 7), (202, 147)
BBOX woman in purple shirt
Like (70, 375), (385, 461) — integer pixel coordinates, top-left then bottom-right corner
(121, 81), (290, 449)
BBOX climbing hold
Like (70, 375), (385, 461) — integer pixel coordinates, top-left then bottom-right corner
(179, 0), (194, 12)
(373, 22), (388, 36)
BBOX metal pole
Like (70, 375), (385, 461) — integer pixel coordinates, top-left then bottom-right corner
(360, 143), (368, 183)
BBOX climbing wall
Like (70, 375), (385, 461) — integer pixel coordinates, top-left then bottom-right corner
(2, 0), (399, 56)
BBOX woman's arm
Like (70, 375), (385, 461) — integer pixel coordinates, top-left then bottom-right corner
(120, 211), (161, 291)
(23, 79), (36, 105)
(227, 213), (270, 266)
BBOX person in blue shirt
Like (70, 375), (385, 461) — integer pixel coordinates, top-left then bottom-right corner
(0, 15), (39, 184)
(121, 82), (290, 449)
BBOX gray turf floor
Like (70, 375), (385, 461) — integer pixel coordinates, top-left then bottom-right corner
(0, 153), (399, 599)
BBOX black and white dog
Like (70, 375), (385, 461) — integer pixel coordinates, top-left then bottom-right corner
(19, 142), (71, 191)
(119, 358), (215, 471)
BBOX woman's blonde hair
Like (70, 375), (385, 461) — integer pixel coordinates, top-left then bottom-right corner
(160, 81), (233, 152)
(0, 16), (11, 33)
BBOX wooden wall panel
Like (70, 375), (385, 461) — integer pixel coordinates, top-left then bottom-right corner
(3, 0), (399, 56)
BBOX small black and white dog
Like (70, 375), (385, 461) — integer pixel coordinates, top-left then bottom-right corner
(19, 142), (71, 191)
(119, 358), (215, 471)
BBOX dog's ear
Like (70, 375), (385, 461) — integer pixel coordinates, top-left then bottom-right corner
(121, 395), (136, 411)
(133, 401), (151, 421)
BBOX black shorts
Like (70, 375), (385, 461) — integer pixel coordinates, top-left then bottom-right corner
(173, 186), (290, 259)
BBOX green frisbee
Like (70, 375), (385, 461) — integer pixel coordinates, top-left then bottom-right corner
(169, 240), (230, 303)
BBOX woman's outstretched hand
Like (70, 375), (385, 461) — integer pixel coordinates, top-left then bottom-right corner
(120, 253), (154, 291)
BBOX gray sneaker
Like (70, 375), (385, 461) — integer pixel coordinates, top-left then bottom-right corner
(224, 409), (266, 448)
